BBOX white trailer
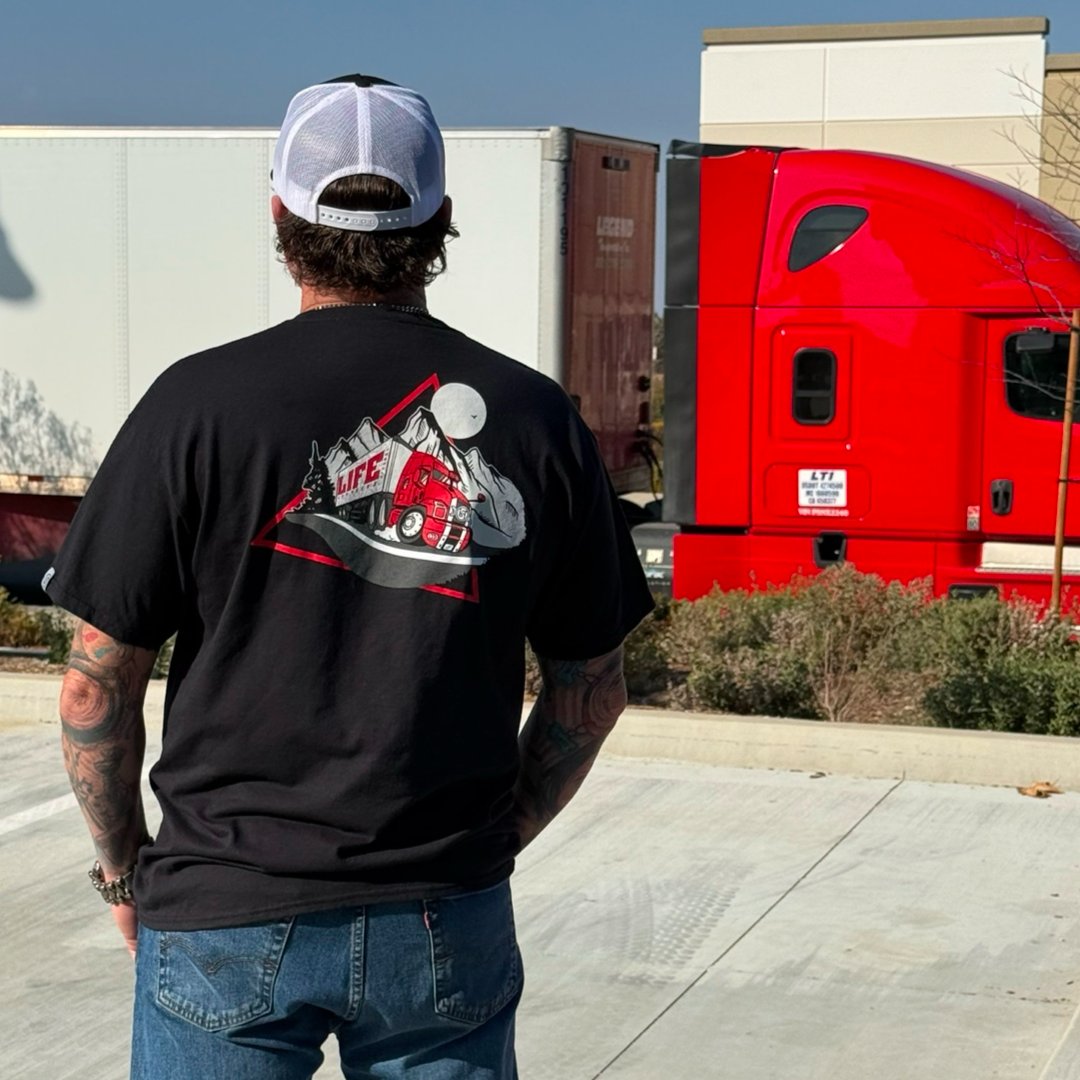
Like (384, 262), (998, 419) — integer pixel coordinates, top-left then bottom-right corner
(0, 125), (657, 594)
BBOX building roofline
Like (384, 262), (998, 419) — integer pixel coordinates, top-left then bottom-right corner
(702, 16), (1049, 46)
(1047, 52), (1080, 72)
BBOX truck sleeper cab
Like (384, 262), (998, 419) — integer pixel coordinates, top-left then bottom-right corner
(663, 140), (1080, 603)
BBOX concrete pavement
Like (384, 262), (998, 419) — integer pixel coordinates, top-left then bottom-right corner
(4, 703), (1080, 1077)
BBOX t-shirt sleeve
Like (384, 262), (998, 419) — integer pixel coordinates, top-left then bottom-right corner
(43, 381), (192, 650)
(526, 413), (655, 660)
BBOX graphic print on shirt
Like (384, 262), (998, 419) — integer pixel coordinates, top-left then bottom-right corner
(279, 381), (526, 591)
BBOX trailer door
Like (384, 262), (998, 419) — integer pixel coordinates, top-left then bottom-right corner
(983, 318), (1080, 540)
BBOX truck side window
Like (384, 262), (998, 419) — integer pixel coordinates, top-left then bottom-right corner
(789, 206), (868, 272)
(792, 349), (837, 424)
(1004, 332), (1076, 421)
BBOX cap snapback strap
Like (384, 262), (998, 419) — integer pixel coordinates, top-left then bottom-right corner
(315, 206), (417, 231)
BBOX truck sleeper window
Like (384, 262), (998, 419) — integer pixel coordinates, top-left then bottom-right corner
(789, 206), (868, 272)
(1004, 332), (1076, 421)
(792, 349), (837, 425)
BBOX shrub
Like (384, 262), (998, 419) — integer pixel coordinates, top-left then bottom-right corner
(662, 567), (934, 721)
(0, 587), (45, 648)
(1049, 661), (1080, 736)
(664, 584), (817, 717)
(623, 595), (674, 699)
(918, 592), (1080, 733)
(775, 568), (931, 723)
(34, 606), (75, 664)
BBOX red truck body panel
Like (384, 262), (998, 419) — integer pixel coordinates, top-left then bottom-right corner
(664, 141), (1080, 602)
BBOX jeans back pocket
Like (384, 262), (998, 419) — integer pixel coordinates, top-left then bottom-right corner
(424, 880), (523, 1026)
(155, 918), (294, 1032)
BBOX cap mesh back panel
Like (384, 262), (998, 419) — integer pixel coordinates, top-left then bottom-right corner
(274, 82), (445, 228)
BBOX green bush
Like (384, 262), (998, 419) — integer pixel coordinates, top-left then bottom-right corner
(622, 595), (674, 699)
(662, 567), (934, 722)
(1049, 661), (1080, 736)
(0, 587), (45, 648)
(917, 592), (1080, 733)
(662, 583), (811, 715)
(34, 606), (75, 664)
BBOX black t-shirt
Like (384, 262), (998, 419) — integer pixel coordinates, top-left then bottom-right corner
(46, 306), (653, 930)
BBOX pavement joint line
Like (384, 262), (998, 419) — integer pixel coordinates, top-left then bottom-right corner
(0, 792), (77, 837)
(0, 769), (154, 841)
(1037, 989), (1080, 1078)
(588, 775), (907, 1080)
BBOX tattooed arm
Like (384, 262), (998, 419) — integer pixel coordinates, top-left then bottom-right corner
(60, 620), (157, 954)
(512, 645), (628, 849)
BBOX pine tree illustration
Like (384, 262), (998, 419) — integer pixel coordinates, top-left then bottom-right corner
(301, 442), (335, 511)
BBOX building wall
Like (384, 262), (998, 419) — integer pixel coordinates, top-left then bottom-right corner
(700, 19), (1047, 196)
(1041, 56), (1080, 221)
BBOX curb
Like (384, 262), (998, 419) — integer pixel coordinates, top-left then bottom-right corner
(4, 673), (1078, 789)
(606, 708), (1080, 788)
(0, 672), (166, 726)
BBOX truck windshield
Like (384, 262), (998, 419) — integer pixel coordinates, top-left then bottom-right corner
(1004, 332), (1076, 421)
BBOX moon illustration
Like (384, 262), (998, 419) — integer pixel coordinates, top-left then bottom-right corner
(431, 383), (487, 439)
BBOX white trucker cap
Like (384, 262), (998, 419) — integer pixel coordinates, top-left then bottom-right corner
(272, 74), (445, 232)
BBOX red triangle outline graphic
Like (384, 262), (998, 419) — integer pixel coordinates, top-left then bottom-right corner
(249, 374), (480, 603)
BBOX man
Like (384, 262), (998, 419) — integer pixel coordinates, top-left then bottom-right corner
(48, 75), (652, 1080)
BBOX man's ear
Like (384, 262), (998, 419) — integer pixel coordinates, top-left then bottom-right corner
(271, 195), (289, 223)
(436, 195), (452, 225)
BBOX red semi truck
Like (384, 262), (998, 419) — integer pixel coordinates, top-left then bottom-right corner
(654, 140), (1080, 603)
(329, 439), (473, 553)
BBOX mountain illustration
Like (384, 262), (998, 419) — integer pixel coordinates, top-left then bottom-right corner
(323, 417), (390, 477)
(393, 406), (525, 550)
(454, 446), (526, 549)
(397, 407), (458, 469)
(347, 418), (388, 457)
(296, 402), (525, 554)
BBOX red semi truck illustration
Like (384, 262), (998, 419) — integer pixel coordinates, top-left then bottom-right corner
(332, 439), (473, 553)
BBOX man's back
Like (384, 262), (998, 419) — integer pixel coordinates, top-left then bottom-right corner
(51, 304), (647, 930)
(50, 74), (652, 1079)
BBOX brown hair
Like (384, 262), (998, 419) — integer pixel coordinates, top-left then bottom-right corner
(274, 173), (457, 294)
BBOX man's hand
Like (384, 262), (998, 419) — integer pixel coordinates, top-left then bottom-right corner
(512, 645), (628, 849)
(111, 902), (139, 959)
(59, 620), (157, 952)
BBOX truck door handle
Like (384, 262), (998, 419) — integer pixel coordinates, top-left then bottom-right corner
(990, 479), (1013, 516)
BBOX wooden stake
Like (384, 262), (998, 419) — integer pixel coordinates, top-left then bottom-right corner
(1051, 308), (1080, 616)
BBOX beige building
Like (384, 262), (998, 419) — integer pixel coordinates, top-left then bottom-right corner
(700, 17), (1080, 221)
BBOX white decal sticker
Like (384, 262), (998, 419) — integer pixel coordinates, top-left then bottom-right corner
(798, 469), (847, 509)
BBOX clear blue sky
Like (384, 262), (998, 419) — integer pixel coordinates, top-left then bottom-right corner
(3, 0), (1077, 143)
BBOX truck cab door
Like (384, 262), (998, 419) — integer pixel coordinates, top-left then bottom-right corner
(983, 318), (1080, 540)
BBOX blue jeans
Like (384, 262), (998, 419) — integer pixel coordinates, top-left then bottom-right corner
(131, 880), (522, 1079)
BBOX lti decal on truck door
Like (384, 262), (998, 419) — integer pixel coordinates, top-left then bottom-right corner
(798, 469), (848, 516)
(252, 378), (525, 596)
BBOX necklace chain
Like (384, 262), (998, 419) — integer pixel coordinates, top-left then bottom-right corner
(305, 301), (429, 316)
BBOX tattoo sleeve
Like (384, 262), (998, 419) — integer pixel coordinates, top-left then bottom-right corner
(513, 645), (628, 849)
(59, 621), (158, 877)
